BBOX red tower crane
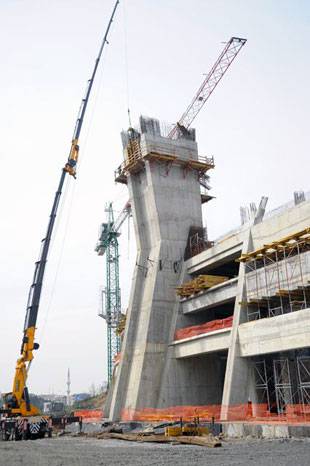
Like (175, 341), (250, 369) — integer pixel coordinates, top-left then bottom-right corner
(168, 37), (247, 139)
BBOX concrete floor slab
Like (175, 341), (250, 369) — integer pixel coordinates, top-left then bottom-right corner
(172, 328), (231, 358)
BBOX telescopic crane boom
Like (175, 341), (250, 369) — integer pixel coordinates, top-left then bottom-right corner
(3, 0), (119, 417)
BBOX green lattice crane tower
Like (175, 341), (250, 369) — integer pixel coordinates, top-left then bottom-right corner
(95, 202), (131, 385)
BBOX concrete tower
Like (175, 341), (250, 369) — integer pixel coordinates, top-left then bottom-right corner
(107, 117), (214, 420)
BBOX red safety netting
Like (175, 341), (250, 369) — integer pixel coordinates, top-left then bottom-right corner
(74, 409), (103, 423)
(121, 402), (310, 424)
(174, 315), (233, 341)
(121, 403), (310, 424)
(121, 405), (220, 422)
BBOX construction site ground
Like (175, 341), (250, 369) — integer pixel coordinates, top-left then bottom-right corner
(1, 436), (310, 466)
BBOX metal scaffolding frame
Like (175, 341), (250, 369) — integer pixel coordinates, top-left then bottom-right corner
(239, 228), (310, 321)
(254, 360), (270, 410)
(273, 359), (293, 414)
(253, 354), (310, 416)
(297, 356), (310, 410)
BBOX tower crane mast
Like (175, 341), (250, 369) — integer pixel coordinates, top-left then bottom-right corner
(95, 202), (131, 385)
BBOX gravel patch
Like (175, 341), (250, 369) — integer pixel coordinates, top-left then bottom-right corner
(1, 436), (310, 466)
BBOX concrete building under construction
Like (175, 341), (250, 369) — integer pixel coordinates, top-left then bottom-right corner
(104, 115), (310, 425)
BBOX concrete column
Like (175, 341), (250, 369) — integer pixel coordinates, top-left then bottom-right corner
(108, 132), (204, 420)
(221, 228), (255, 419)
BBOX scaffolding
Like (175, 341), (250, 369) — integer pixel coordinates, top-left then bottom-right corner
(115, 148), (214, 185)
(297, 356), (310, 411)
(273, 359), (293, 414)
(115, 117), (215, 185)
(253, 360), (270, 410)
(239, 228), (310, 321)
(253, 352), (310, 417)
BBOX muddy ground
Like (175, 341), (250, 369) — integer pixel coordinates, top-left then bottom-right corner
(1, 436), (310, 466)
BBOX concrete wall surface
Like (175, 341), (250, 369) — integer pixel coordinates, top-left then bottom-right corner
(238, 308), (310, 356)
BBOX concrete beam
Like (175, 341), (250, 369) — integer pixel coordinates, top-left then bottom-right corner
(221, 229), (254, 417)
(238, 308), (310, 357)
(186, 199), (310, 277)
(186, 235), (243, 275)
(181, 278), (237, 314)
(171, 328), (231, 358)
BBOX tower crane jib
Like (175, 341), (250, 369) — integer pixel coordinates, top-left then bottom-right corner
(168, 37), (247, 139)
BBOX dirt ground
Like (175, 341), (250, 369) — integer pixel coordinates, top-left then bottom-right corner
(1, 436), (310, 466)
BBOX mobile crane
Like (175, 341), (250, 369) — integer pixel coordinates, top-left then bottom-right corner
(0, 0), (119, 441)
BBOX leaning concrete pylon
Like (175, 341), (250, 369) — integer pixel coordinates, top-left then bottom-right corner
(107, 117), (214, 420)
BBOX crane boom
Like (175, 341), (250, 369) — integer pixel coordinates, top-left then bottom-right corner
(168, 37), (247, 139)
(3, 0), (119, 417)
(95, 202), (131, 256)
(66, 0), (120, 177)
(113, 202), (132, 237)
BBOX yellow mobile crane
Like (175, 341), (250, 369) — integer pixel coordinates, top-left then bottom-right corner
(0, 1), (119, 440)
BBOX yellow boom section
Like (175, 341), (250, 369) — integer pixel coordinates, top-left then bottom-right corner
(10, 327), (39, 416)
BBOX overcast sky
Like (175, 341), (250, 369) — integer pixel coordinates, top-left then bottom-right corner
(0, 0), (309, 396)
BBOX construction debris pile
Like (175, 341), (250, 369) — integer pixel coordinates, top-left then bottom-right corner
(85, 419), (222, 448)
(94, 432), (221, 447)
